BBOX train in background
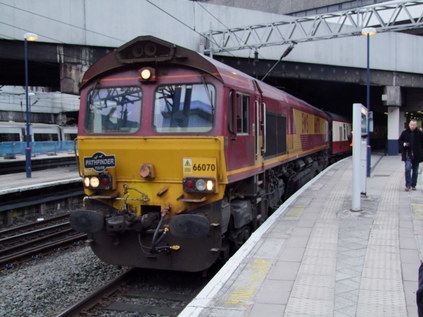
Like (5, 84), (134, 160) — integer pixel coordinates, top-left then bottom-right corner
(325, 111), (352, 162)
(70, 36), (351, 272)
(0, 121), (77, 142)
(0, 122), (77, 157)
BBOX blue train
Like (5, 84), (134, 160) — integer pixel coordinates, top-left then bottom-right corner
(0, 122), (77, 157)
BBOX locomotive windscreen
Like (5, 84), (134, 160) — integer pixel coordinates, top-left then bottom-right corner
(85, 86), (142, 134)
(153, 83), (215, 133)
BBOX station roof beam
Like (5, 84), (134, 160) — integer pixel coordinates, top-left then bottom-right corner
(203, 0), (423, 54)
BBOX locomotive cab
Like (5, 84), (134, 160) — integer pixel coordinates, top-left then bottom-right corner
(70, 36), (231, 272)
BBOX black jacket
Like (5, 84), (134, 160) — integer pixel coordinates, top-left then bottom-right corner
(398, 128), (423, 162)
(417, 262), (423, 317)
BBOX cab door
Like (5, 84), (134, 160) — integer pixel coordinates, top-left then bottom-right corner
(226, 89), (254, 176)
(253, 80), (266, 170)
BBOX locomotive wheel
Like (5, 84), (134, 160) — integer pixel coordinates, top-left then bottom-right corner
(218, 240), (231, 263)
(229, 224), (252, 251)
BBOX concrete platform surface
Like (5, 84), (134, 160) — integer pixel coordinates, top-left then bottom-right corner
(0, 166), (80, 195)
(180, 155), (423, 317)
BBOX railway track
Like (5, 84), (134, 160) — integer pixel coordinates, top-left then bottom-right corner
(0, 215), (87, 268)
(0, 214), (69, 238)
(57, 267), (215, 317)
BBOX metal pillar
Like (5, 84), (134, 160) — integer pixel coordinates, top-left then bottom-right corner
(352, 104), (362, 211)
(387, 107), (400, 155)
(24, 38), (32, 178)
(365, 33), (371, 177)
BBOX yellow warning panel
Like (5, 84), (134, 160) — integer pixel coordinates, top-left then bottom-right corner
(182, 157), (217, 178)
(183, 158), (193, 174)
(412, 204), (423, 217)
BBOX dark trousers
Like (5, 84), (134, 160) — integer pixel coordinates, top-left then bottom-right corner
(405, 158), (419, 188)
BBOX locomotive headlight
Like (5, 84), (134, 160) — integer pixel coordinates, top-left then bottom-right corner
(195, 179), (206, 191)
(139, 67), (156, 82)
(206, 180), (214, 191)
(183, 177), (216, 193)
(90, 176), (100, 188)
(83, 174), (113, 190)
(141, 68), (151, 80)
(83, 177), (90, 187)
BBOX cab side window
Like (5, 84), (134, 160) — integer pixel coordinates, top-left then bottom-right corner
(237, 94), (249, 134)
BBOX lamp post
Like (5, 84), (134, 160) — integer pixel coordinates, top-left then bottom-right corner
(361, 27), (376, 178)
(24, 32), (38, 178)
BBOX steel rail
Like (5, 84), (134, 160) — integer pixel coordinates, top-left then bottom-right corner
(0, 226), (74, 255)
(55, 268), (137, 317)
(55, 267), (205, 317)
(0, 232), (87, 267)
(0, 222), (70, 244)
(0, 214), (69, 237)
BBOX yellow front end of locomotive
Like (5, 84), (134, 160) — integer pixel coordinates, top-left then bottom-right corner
(78, 136), (227, 216)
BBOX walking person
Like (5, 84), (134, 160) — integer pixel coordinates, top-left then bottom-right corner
(398, 119), (423, 191)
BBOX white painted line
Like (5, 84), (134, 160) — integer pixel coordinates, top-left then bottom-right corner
(178, 158), (348, 317)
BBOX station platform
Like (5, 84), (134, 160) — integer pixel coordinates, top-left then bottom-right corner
(180, 154), (423, 317)
(0, 151), (74, 163)
(0, 165), (80, 196)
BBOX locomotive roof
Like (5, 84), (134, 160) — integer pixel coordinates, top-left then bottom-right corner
(324, 110), (351, 123)
(81, 35), (224, 89)
(81, 35), (327, 117)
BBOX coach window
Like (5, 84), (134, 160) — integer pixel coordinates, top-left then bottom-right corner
(85, 86), (142, 134)
(34, 133), (59, 141)
(0, 133), (20, 142)
(343, 123), (347, 140)
(237, 93), (249, 134)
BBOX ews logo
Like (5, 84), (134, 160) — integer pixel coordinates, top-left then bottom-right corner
(301, 113), (309, 133)
(314, 117), (320, 133)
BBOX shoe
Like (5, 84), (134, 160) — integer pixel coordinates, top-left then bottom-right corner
(412, 187), (417, 191)
(405, 187), (410, 191)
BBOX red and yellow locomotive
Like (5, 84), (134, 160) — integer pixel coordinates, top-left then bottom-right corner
(70, 36), (337, 272)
